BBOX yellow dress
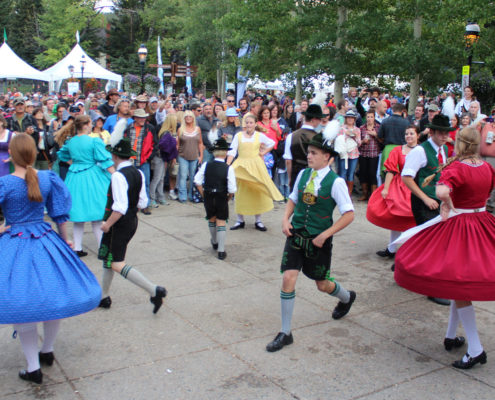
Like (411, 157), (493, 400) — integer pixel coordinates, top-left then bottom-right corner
(232, 132), (283, 215)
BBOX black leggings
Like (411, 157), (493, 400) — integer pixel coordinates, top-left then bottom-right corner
(358, 156), (379, 185)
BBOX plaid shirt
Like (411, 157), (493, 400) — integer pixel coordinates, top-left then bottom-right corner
(359, 123), (380, 158)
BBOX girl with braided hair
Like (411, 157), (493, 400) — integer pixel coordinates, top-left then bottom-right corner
(394, 127), (495, 370)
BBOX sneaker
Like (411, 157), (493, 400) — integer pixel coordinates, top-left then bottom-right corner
(169, 191), (178, 200)
(159, 199), (168, 205)
(150, 200), (159, 208)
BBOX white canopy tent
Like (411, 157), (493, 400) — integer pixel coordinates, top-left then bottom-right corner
(43, 34), (122, 92)
(0, 42), (49, 81)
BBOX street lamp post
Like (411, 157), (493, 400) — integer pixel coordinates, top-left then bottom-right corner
(138, 44), (148, 94)
(68, 64), (74, 79)
(462, 22), (480, 91)
(80, 55), (86, 94)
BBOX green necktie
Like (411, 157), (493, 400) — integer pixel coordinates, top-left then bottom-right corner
(304, 170), (318, 195)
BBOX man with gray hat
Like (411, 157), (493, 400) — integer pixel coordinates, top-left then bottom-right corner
(419, 103), (440, 137)
(7, 98), (35, 134)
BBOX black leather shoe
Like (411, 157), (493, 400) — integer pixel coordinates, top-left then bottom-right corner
(39, 352), (54, 366)
(444, 336), (465, 351)
(332, 291), (356, 320)
(218, 251), (227, 260)
(427, 297), (451, 306)
(390, 263), (395, 271)
(452, 351), (487, 369)
(98, 296), (112, 309)
(150, 286), (167, 314)
(230, 222), (245, 230)
(266, 332), (293, 352)
(254, 222), (267, 231)
(141, 207), (152, 215)
(76, 250), (88, 258)
(211, 240), (218, 250)
(19, 369), (42, 384)
(376, 248), (395, 258)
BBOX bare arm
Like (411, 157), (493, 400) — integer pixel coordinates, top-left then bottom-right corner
(282, 199), (296, 237)
(381, 172), (394, 198)
(101, 211), (123, 233)
(312, 211), (354, 248)
(286, 159), (292, 185)
(436, 184), (454, 220)
(402, 176), (439, 210)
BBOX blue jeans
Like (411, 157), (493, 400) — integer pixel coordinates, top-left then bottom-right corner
(178, 156), (198, 201)
(276, 171), (290, 198)
(203, 151), (214, 164)
(338, 157), (358, 182)
(138, 162), (151, 207)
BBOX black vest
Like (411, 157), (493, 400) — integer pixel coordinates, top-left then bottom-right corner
(204, 160), (229, 193)
(104, 166), (142, 222)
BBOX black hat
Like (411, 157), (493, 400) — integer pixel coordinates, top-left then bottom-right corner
(106, 138), (137, 158)
(427, 114), (455, 132)
(303, 104), (325, 120)
(308, 133), (338, 157)
(213, 137), (231, 151)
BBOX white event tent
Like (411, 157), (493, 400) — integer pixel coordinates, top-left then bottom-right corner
(43, 33), (122, 92)
(0, 42), (49, 81)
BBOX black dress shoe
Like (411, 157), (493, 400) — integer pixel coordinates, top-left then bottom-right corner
(19, 369), (42, 384)
(98, 296), (112, 309)
(452, 351), (487, 369)
(39, 352), (54, 366)
(150, 286), (167, 314)
(230, 222), (245, 230)
(76, 250), (88, 258)
(266, 332), (293, 352)
(444, 336), (466, 351)
(141, 207), (152, 215)
(218, 251), (227, 260)
(211, 240), (218, 250)
(332, 291), (356, 320)
(427, 297), (451, 306)
(376, 248), (395, 258)
(390, 263), (395, 271)
(254, 222), (267, 231)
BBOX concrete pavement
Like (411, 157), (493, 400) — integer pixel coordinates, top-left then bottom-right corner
(2, 198), (495, 399)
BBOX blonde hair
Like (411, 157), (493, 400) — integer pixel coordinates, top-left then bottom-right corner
(178, 110), (197, 136)
(422, 127), (481, 187)
(158, 114), (178, 138)
(9, 133), (42, 202)
(213, 149), (227, 158)
(216, 110), (227, 127)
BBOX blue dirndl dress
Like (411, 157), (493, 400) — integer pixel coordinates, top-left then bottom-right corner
(0, 171), (101, 324)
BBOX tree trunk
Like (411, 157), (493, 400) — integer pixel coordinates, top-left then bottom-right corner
(216, 69), (221, 96)
(333, 6), (347, 104)
(220, 70), (227, 100)
(295, 67), (302, 105)
(408, 15), (422, 115)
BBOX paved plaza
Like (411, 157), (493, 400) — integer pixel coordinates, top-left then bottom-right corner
(1, 199), (495, 399)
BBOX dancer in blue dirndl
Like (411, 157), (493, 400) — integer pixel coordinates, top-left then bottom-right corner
(0, 133), (101, 384)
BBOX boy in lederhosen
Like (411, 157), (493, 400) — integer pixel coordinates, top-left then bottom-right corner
(194, 138), (237, 260)
(266, 133), (356, 352)
(98, 129), (167, 313)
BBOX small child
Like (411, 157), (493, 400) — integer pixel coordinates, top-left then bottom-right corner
(194, 138), (237, 259)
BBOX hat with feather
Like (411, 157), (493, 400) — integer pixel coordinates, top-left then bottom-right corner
(106, 118), (137, 158)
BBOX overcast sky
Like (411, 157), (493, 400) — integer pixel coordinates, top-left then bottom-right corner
(96, 0), (114, 12)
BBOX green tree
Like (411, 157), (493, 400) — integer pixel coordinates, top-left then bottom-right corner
(35, 0), (102, 69)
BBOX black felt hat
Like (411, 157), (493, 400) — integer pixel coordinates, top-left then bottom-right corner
(106, 138), (137, 158)
(213, 137), (231, 151)
(303, 104), (325, 120)
(427, 114), (455, 131)
(308, 133), (338, 157)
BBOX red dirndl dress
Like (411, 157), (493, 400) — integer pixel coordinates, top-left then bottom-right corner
(366, 146), (416, 231)
(394, 161), (495, 301)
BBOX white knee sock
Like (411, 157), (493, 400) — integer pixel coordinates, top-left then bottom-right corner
(121, 264), (156, 295)
(387, 230), (401, 253)
(40, 320), (61, 353)
(236, 214), (245, 223)
(445, 301), (459, 339)
(91, 221), (103, 246)
(73, 222), (85, 251)
(101, 266), (114, 298)
(255, 214), (262, 223)
(216, 226), (226, 252)
(457, 305), (483, 358)
(15, 323), (39, 372)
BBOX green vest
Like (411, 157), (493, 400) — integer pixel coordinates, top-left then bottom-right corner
(292, 168), (337, 235)
(416, 141), (448, 200)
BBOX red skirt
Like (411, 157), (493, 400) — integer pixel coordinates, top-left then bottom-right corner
(394, 212), (495, 301)
(366, 175), (416, 232)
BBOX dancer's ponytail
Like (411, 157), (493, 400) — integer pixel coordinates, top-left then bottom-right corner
(9, 133), (43, 202)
